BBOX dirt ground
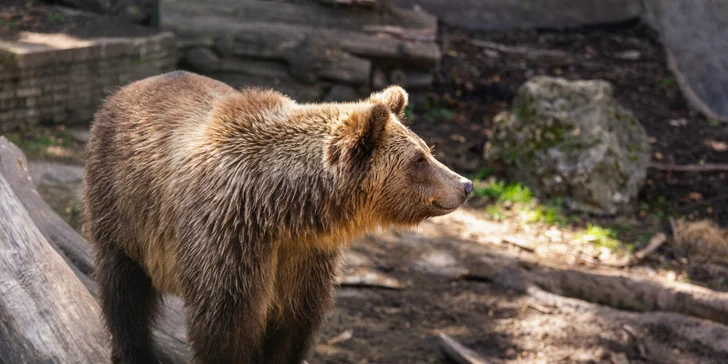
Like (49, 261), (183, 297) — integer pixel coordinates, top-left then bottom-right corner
(3, 8), (728, 364)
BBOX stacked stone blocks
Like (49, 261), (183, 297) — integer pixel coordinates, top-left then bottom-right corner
(0, 32), (176, 131)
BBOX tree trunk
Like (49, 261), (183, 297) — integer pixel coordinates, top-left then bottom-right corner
(0, 137), (190, 363)
(0, 172), (109, 363)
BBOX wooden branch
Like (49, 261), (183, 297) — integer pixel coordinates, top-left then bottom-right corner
(622, 324), (648, 359)
(530, 267), (728, 326)
(502, 235), (534, 252)
(604, 232), (668, 268)
(0, 173), (109, 363)
(632, 233), (667, 261)
(437, 333), (490, 364)
(649, 162), (728, 172)
(336, 267), (405, 289)
(0, 137), (190, 363)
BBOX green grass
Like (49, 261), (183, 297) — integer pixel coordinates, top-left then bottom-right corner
(525, 199), (568, 225)
(578, 224), (631, 252)
(474, 180), (532, 204)
(473, 178), (569, 226)
(471, 168), (494, 181)
(485, 204), (505, 221)
(471, 178), (649, 254)
(7, 129), (75, 156)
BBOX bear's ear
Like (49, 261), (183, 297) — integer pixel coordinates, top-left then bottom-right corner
(367, 86), (408, 117)
(328, 103), (390, 165)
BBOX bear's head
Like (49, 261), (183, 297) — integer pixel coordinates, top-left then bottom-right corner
(327, 86), (473, 227)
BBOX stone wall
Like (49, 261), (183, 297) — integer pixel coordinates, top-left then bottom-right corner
(0, 31), (176, 132)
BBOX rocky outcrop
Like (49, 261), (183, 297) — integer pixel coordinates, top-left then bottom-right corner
(162, 0), (440, 102)
(484, 76), (651, 215)
(162, 0), (440, 101)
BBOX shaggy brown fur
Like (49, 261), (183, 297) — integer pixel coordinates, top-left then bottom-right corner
(82, 70), (472, 364)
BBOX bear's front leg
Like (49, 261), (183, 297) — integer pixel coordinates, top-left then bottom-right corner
(177, 237), (278, 364)
(261, 248), (340, 364)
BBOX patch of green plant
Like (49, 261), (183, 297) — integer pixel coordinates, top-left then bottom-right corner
(709, 118), (722, 126)
(639, 196), (671, 220)
(499, 183), (533, 204)
(473, 179), (503, 198)
(7, 129), (74, 155)
(578, 224), (624, 252)
(472, 168), (494, 181)
(475, 179), (570, 225)
(660, 76), (677, 88)
(525, 204), (566, 225)
(424, 108), (455, 123)
(527, 197), (568, 225)
(473, 180), (532, 204)
(485, 204), (505, 221)
(513, 103), (536, 120)
(48, 13), (64, 22)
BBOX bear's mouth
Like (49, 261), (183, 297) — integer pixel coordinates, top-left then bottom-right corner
(432, 201), (461, 211)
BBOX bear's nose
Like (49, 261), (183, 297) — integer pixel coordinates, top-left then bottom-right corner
(463, 179), (473, 196)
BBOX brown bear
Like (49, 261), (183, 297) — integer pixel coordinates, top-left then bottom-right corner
(82, 70), (472, 364)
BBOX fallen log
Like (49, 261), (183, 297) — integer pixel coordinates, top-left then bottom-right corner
(0, 137), (190, 363)
(0, 171), (109, 363)
(530, 267), (728, 326)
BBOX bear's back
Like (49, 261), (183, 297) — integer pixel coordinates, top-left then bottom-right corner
(83, 71), (247, 293)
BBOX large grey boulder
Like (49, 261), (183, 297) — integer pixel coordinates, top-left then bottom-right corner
(643, 0), (728, 121)
(484, 76), (651, 215)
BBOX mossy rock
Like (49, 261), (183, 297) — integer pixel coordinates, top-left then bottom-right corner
(485, 76), (650, 215)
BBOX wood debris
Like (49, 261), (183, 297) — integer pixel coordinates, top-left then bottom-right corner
(437, 333), (490, 364)
(649, 162), (728, 172)
(327, 329), (353, 345)
(336, 267), (405, 289)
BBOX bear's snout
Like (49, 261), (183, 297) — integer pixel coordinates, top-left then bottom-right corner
(463, 179), (473, 196)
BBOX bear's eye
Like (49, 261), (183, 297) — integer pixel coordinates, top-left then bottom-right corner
(414, 154), (428, 167)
